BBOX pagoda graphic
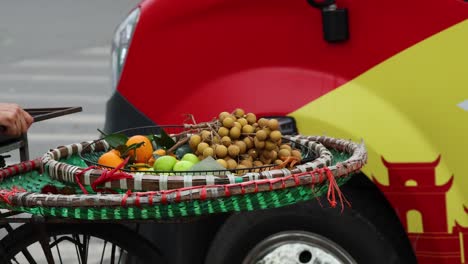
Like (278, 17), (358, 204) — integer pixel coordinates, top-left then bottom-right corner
(372, 155), (468, 264)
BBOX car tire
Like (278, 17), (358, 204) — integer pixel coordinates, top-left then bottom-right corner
(204, 198), (402, 264)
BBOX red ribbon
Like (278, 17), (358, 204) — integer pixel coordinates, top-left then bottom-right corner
(323, 167), (351, 212)
(0, 187), (25, 205)
(121, 189), (132, 206)
(91, 157), (133, 193)
(75, 166), (97, 194)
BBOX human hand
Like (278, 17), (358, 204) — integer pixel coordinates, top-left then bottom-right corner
(0, 103), (34, 137)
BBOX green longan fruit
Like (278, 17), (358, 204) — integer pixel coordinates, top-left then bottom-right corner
(201, 130), (211, 142)
(265, 140), (277, 151)
(254, 138), (265, 149)
(280, 144), (292, 151)
(253, 160), (264, 167)
(233, 122), (242, 130)
(245, 113), (257, 124)
(215, 144), (228, 158)
(235, 164), (249, 174)
(237, 118), (248, 127)
(233, 108), (245, 118)
(276, 138), (282, 146)
(256, 130), (267, 141)
(274, 159), (283, 165)
(291, 150), (302, 159)
(197, 142), (209, 154)
(223, 117), (235, 128)
(219, 112), (230, 122)
(221, 136), (232, 147)
(240, 159), (253, 168)
(269, 130), (282, 142)
(218, 127), (229, 137)
(242, 124), (254, 134)
(230, 127), (241, 139)
(203, 147), (214, 158)
(278, 148), (291, 159)
(235, 140), (247, 154)
(189, 135), (201, 150)
(226, 159), (238, 169)
(243, 136), (254, 149)
(260, 155), (272, 165)
(242, 154), (254, 162)
(268, 119), (280, 131)
(257, 118), (268, 128)
(248, 149), (258, 159)
(217, 159), (228, 169)
(262, 149), (277, 160)
(270, 150), (278, 161)
(228, 145), (240, 157)
(212, 136), (221, 144)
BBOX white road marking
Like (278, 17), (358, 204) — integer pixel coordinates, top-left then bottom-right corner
(1, 93), (107, 104)
(0, 74), (108, 84)
(80, 46), (111, 56)
(12, 59), (108, 68)
(43, 114), (105, 124)
(28, 133), (99, 142)
(457, 100), (468, 111)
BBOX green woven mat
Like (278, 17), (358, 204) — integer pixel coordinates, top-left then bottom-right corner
(0, 150), (353, 220)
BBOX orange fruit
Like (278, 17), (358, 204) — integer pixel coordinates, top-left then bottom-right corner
(126, 135), (154, 163)
(109, 149), (121, 156)
(153, 148), (166, 156)
(147, 156), (156, 166)
(98, 151), (124, 168)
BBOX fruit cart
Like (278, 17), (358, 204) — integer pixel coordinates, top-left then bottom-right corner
(0, 109), (367, 264)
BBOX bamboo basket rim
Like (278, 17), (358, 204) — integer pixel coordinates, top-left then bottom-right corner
(0, 135), (366, 210)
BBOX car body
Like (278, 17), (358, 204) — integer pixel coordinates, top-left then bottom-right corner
(104, 0), (468, 263)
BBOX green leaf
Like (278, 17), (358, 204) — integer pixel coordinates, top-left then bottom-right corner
(122, 142), (145, 157)
(115, 145), (128, 154)
(153, 129), (175, 149)
(103, 133), (128, 149)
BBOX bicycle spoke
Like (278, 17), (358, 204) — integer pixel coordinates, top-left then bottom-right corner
(1, 224), (36, 263)
(53, 236), (63, 264)
(118, 248), (124, 263)
(83, 235), (90, 264)
(110, 243), (117, 264)
(36, 225), (55, 264)
(21, 249), (37, 264)
(74, 234), (88, 264)
(74, 235), (82, 264)
(100, 240), (108, 264)
(2, 223), (162, 263)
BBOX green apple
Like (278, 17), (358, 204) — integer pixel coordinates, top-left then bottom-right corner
(181, 153), (200, 164)
(153, 155), (177, 171)
(173, 160), (195, 171)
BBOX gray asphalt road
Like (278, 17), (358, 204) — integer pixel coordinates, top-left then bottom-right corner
(1, 2), (139, 260)
(1, 0), (139, 163)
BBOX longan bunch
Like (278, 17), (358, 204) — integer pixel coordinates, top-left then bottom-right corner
(188, 108), (301, 172)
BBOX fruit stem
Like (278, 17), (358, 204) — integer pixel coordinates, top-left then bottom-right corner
(167, 136), (190, 154)
(183, 119), (220, 130)
(97, 128), (108, 137)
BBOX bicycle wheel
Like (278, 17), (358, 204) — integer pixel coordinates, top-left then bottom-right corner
(0, 222), (165, 264)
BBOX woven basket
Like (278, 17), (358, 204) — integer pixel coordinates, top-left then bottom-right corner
(0, 135), (367, 221)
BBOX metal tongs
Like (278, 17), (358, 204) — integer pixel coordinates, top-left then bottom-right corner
(0, 107), (82, 163)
